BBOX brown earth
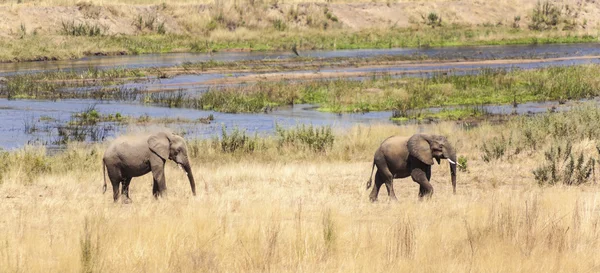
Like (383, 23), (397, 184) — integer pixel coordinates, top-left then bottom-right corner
(0, 0), (598, 38)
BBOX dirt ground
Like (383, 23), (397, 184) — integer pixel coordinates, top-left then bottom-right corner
(1, 0), (598, 38)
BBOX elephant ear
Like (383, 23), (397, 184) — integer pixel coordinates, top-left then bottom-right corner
(148, 132), (171, 160)
(407, 134), (434, 165)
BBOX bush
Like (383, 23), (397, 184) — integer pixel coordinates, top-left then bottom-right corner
(480, 134), (521, 162)
(216, 126), (258, 153)
(510, 105), (600, 144)
(458, 156), (468, 172)
(512, 16), (521, 29)
(61, 20), (106, 36)
(1, 148), (52, 184)
(273, 19), (287, 31)
(72, 105), (101, 125)
(527, 1), (579, 31)
(422, 12), (442, 28)
(276, 124), (334, 153)
(533, 143), (596, 186)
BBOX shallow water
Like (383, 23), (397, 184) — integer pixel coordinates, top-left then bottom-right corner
(0, 97), (593, 150)
(0, 99), (393, 150)
(92, 55), (600, 94)
(1, 43), (599, 77)
(2, 43), (600, 150)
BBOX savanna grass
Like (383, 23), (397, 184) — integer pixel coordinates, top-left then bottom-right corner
(4, 112), (600, 272)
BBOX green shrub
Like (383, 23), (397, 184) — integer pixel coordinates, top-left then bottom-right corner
(276, 124), (334, 153)
(480, 134), (521, 162)
(422, 12), (442, 28)
(61, 20), (106, 36)
(527, 1), (578, 31)
(533, 143), (596, 186)
(458, 156), (468, 172)
(216, 126), (258, 153)
(3, 148), (52, 185)
(273, 19), (287, 31)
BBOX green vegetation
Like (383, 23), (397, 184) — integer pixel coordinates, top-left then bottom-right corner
(4, 63), (600, 122)
(533, 142), (596, 186)
(457, 156), (468, 172)
(61, 20), (107, 36)
(0, 67), (146, 99)
(479, 104), (600, 164)
(176, 65), (600, 114)
(212, 123), (335, 154)
(1, 25), (597, 62)
(422, 12), (443, 29)
(391, 106), (488, 122)
(22, 105), (214, 146)
(214, 126), (261, 154)
(275, 124), (334, 153)
(529, 1), (580, 31)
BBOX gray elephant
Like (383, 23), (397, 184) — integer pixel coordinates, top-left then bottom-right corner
(102, 131), (197, 203)
(366, 133), (457, 202)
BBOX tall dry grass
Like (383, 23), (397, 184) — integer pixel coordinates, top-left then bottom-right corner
(0, 0), (524, 6)
(1, 118), (600, 272)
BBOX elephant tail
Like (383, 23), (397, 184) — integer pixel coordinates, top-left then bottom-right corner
(102, 159), (107, 194)
(366, 161), (376, 190)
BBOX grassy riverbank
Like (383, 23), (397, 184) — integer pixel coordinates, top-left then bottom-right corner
(176, 64), (600, 115)
(3, 106), (600, 272)
(2, 27), (598, 62)
(3, 64), (600, 121)
(1, 0), (599, 62)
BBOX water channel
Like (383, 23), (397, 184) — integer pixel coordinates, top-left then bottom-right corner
(1, 43), (599, 150)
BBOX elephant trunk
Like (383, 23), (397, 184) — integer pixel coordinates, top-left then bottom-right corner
(182, 162), (197, 196)
(444, 146), (457, 194)
(449, 158), (457, 194)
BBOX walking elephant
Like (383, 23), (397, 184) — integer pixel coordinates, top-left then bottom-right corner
(366, 133), (457, 202)
(102, 131), (197, 203)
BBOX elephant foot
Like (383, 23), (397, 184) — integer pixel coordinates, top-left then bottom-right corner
(122, 198), (132, 204)
(418, 195), (433, 201)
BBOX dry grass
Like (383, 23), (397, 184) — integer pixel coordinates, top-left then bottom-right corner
(0, 0), (598, 61)
(2, 119), (600, 272)
(0, 0), (535, 6)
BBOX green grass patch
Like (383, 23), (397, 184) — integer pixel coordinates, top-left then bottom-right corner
(183, 65), (600, 114)
(0, 25), (598, 62)
(391, 106), (489, 122)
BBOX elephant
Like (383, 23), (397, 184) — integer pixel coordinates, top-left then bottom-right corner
(102, 131), (197, 203)
(366, 133), (457, 202)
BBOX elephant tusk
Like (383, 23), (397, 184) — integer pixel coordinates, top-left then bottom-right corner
(176, 164), (188, 175)
(447, 158), (465, 168)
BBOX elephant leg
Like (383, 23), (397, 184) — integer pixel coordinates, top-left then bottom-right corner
(369, 171), (385, 202)
(370, 169), (396, 202)
(379, 168), (397, 202)
(411, 168), (433, 199)
(152, 179), (159, 197)
(121, 177), (132, 204)
(106, 168), (122, 203)
(151, 176), (167, 198)
(149, 155), (167, 198)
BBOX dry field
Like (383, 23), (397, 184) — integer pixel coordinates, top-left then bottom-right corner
(1, 0), (598, 35)
(1, 0), (598, 61)
(2, 118), (600, 272)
